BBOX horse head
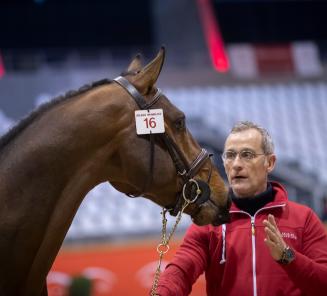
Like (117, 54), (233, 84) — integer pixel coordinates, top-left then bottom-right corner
(108, 47), (230, 226)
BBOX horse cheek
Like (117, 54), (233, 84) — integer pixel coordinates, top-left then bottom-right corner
(153, 154), (177, 188)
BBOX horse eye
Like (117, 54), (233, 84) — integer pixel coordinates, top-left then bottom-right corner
(175, 118), (185, 130)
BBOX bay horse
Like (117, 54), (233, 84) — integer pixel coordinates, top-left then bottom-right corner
(0, 47), (230, 296)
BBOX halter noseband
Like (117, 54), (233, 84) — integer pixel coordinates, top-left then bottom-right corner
(114, 76), (212, 216)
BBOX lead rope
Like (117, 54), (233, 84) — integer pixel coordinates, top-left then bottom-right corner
(150, 200), (191, 296)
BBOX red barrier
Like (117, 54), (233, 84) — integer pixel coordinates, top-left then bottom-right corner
(48, 239), (205, 296)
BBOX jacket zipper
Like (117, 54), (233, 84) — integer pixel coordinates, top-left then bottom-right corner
(230, 204), (285, 296)
(251, 216), (257, 296)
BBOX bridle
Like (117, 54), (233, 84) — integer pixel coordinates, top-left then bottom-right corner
(114, 76), (213, 216)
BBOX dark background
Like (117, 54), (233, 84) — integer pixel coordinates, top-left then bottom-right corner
(1, 0), (326, 50)
(213, 0), (327, 43)
(0, 0), (154, 49)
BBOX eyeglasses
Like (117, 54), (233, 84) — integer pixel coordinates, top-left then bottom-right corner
(221, 149), (266, 162)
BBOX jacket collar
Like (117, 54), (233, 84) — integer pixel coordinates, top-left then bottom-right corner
(229, 181), (288, 212)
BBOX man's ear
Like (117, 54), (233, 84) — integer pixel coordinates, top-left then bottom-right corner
(266, 154), (276, 173)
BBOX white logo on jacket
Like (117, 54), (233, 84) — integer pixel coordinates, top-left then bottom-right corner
(281, 232), (297, 240)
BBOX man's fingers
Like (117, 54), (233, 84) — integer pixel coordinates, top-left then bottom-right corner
(264, 237), (275, 248)
(268, 214), (278, 228)
(265, 227), (280, 244)
(264, 214), (282, 237)
(264, 215), (287, 261)
(263, 219), (275, 232)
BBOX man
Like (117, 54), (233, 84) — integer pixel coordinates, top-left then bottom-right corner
(156, 121), (327, 296)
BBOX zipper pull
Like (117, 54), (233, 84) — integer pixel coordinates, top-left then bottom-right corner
(251, 217), (255, 235)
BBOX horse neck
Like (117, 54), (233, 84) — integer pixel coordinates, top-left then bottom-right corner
(0, 84), (128, 295)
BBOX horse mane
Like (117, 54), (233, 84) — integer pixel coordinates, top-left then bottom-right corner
(0, 78), (112, 151)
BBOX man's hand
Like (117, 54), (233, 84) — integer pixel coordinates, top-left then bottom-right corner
(263, 214), (287, 261)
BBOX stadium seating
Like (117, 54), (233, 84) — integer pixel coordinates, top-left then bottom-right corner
(1, 81), (326, 240)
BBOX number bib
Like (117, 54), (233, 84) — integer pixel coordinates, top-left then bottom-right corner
(135, 109), (165, 135)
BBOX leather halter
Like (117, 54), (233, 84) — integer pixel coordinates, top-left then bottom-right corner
(114, 76), (212, 216)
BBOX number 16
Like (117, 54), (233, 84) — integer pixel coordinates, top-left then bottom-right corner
(144, 117), (156, 128)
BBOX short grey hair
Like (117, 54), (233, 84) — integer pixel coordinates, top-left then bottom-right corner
(229, 121), (275, 154)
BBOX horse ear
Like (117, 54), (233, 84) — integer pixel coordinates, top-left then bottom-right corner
(126, 53), (143, 73)
(132, 46), (165, 94)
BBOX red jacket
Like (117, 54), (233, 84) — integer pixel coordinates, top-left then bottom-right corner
(156, 182), (327, 296)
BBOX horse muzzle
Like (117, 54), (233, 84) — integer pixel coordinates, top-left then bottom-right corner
(186, 180), (232, 226)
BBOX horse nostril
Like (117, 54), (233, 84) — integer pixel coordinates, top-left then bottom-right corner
(214, 212), (231, 226)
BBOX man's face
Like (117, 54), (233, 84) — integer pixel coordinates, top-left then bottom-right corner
(223, 128), (276, 198)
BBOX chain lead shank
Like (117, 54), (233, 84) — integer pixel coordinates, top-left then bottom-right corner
(150, 200), (191, 296)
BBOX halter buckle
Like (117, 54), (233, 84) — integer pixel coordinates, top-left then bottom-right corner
(178, 169), (187, 176)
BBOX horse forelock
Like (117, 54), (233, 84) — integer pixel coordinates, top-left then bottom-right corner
(0, 79), (113, 152)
